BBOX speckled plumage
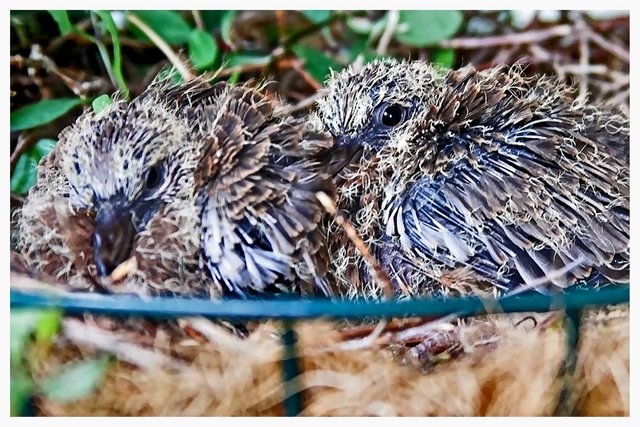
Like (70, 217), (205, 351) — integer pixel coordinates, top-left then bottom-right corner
(314, 59), (629, 299)
(14, 79), (334, 298)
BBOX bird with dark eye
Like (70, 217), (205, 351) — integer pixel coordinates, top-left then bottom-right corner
(144, 164), (162, 191)
(13, 78), (336, 299)
(375, 103), (407, 127)
(315, 58), (629, 300)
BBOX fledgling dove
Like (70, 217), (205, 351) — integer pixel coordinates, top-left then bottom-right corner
(314, 59), (628, 298)
(14, 79), (335, 298)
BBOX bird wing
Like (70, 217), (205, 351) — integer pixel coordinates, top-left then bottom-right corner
(194, 83), (334, 296)
(390, 67), (629, 292)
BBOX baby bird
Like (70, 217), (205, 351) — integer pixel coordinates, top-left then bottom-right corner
(14, 79), (334, 298)
(314, 59), (629, 298)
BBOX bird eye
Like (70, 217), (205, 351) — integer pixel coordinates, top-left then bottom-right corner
(375, 103), (406, 127)
(144, 165), (162, 190)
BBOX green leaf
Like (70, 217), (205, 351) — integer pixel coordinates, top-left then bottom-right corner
(131, 11), (192, 44)
(30, 139), (57, 163)
(224, 52), (271, 68)
(11, 309), (59, 364)
(347, 15), (388, 39)
(35, 310), (62, 343)
(292, 45), (342, 83)
(227, 71), (241, 85)
(48, 10), (73, 35)
(10, 155), (37, 195)
(11, 310), (41, 365)
(347, 17), (374, 35)
(200, 11), (226, 31)
(40, 357), (110, 403)
(302, 10), (331, 24)
(94, 11), (128, 96)
(92, 94), (112, 115)
(396, 10), (463, 46)
(10, 98), (82, 132)
(189, 30), (218, 71)
(10, 139), (57, 194)
(155, 66), (184, 85)
(11, 368), (34, 416)
(221, 10), (237, 46)
(431, 48), (456, 68)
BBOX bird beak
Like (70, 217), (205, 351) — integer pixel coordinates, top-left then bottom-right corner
(324, 139), (364, 178)
(92, 204), (136, 277)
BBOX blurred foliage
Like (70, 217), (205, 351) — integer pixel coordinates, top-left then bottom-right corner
(11, 10), (628, 194)
(396, 10), (464, 46)
(8, 9), (479, 197)
(8, 7), (630, 225)
(11, 138), (56, 194)
(8, 8), (629, 204)
(10, 308), (110, 415)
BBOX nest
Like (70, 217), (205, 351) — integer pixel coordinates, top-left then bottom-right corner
(28, 302), (628, 416)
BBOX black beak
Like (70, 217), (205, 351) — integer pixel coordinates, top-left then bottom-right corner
(323, 142), (364, 178)
(92, 205), (136, 277)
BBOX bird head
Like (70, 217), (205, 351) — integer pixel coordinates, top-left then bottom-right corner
(60, 91), (200, 279)
(314, 59), (445, 174)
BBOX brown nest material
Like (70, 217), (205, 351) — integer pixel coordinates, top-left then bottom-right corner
(27, 301), (628, 416)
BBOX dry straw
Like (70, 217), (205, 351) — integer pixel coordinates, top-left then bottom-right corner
(30, 304), (627, 416)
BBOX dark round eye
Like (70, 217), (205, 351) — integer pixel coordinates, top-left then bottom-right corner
(376, 103), (406, 127)
(144, 165), (162, 190)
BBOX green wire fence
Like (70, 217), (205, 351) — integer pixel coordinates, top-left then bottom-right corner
(10, 283), (630, 416)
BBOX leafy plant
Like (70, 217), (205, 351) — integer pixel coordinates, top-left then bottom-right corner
(130, 10), (192, 44)
(396, 10), (463, 46)
(40, 357), (110, 403)
(10, 98), (83, 132)
(10, 139), (57, 195)
(92, 94), (112, 115)
(48, 10), (73, 35)
(10, 309), (110, 416)
(93, 11), (129, 96)
(431, 48), (456, 68)
(301, 10), (331, 24)
(189, 30), (218, 71)
(293, 45), (343, 83)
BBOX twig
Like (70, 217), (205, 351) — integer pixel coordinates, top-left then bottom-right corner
(281, 93), (319, 114)
(90, 12), (118, 90)
(316, 192), (401, 299)
(183, 318), (261, 354)
(10, 133), (39, 175)
(284, 11), (350, 47)
(576, 20), (590, 102)
(275, 10), (287, 45)
(62, 318), (187, 371)
(338, 317), (436, 341)
(215, 58), (274, 78)
(393, 314), (459, 343)
(333, 319), (388, 351)
(586, 29), (630, 63)
(47, 18), (93, 52)
(11, 193), (25, 204)
(593, 74), (629, 93)
(491, 46), (519, 66)
(555, 64), (608, 75)
(292, 60), (322, 90)
(527, 44), (554, 62)
(192, 10), (204, 31)
(15, 47), (89, 97)
(376, 10), (399, 56)
(439, 24), (573, 49)
(126, 12), (194, 82)
(606, 89), (630, 108)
